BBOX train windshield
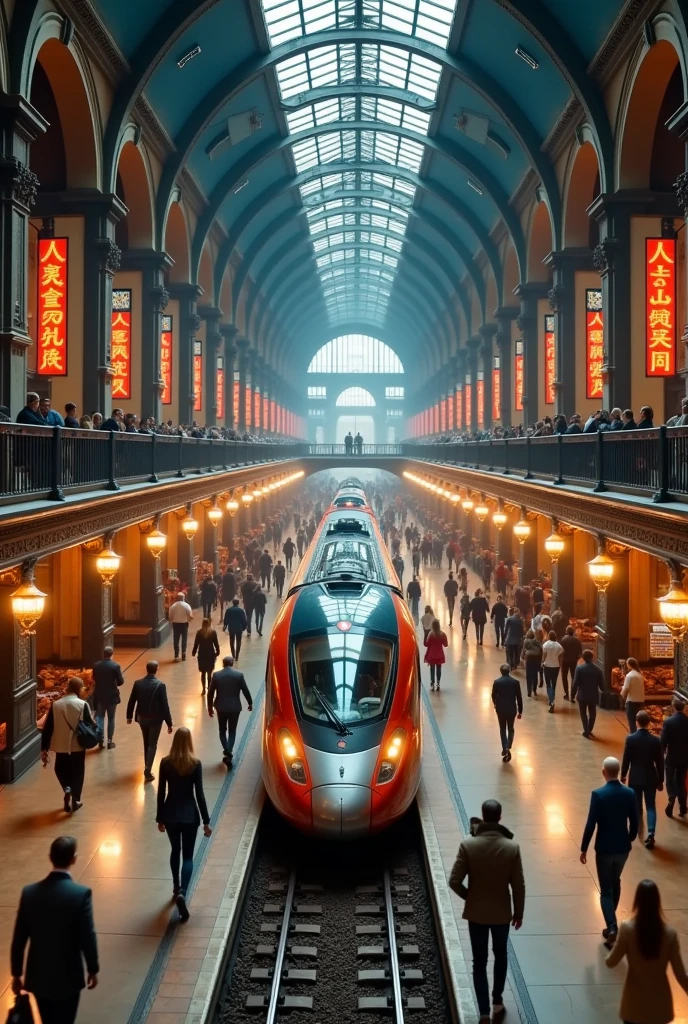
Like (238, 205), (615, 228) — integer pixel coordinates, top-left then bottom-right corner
(293, 632), (393, 724)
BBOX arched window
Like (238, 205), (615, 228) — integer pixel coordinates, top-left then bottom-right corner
(336, 387), (376, 406)
(308, 335), (404, 373)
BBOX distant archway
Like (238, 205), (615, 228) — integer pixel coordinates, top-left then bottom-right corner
(336, 387), (376, 406)
(308, 335), (404, 374)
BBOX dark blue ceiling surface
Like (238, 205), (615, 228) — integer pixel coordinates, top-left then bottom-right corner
(90, 0), (627, 358)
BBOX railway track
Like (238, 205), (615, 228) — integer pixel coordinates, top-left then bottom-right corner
(215, 804), (455, 1024)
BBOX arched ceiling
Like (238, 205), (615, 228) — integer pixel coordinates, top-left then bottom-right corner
(86, 0), (619, 370)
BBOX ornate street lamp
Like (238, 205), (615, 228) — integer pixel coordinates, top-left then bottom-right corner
(461, 497), (474, 513)
(475, 503), (489, 522)
(450, 492), (460, 504)
(587, 552), (614, 592)
(513, 518), (531, 545)
(242, 489), (254, 505)
(658, 582), (688, 642)
(226, 495), (239, 516)
(252, 487), (262, 501)
(492, 510), (507, 531)
(182, 515), (199, 540)
(11, 574), (47, 636)
(95, 546), (121, 586)
(544, 532), (565, 564)
(207, 504), (223, 527)
(146, 529), (167, 558)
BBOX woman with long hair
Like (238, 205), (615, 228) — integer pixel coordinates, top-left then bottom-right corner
(156, 727), (212, 922)
(424, 618), (448, 692)
(420, 605), (435, 643)
(191, 616), (220, 696)
(606, 879), (688, 1022)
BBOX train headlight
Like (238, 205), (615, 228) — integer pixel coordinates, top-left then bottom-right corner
(278, 728), (307, 785)
(376, 728), (406, 785)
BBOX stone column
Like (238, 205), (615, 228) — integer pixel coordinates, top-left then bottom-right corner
(544, 249), (594, 418)
(466, 337), (480, 432)
(80, 536), (116, 666)
(549, 522), (575, 615)
(168, 283), (202, 428)
(121, 250), (173, 422)
(221, 325), (238, 430)
(198, 305), (223, 427)
(138, 521), (169, 646)
(237, 337), (250, 433)
(495, 307), (518, 428)
(515, 284), (547, 427)
(0, 559), (42, 782)
(479, 324), (497, 429)
(0, 97), (45, 415)
(594, 544), (630, 702)
(176, 506), (199, 608)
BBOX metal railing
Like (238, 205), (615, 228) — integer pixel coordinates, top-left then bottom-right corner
(0, 424), (305, 503)
(401, 426), (688, 502)
(307, 443), (404, 456)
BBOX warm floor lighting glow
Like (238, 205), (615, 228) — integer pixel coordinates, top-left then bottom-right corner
(99, 840), (122, 857)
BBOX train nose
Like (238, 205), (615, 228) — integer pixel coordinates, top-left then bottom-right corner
(311, 785), (372, 838)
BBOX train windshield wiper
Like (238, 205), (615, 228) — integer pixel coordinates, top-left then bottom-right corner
(311, 687), (352, 736)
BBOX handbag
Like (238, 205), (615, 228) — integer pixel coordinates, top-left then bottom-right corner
(5, 994), (34, 1024)
(64, 703), (99, 750)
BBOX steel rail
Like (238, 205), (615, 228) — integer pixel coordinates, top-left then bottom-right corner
(266, 869), (298, 1024)
(383, 869), (405, 1024)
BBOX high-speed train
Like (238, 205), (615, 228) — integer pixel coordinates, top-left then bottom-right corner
(262, 484), (421, 838)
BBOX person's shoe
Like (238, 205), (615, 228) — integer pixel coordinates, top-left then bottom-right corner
(174, 655), (179, 662)
(548, 703), (554, 713)
(107, 741), (116, 749)
(478, 1016), (491, 1023)
(144, 771), (155, 782)
(501, 750), (507, 762)
(665, 801), (674, 818)
(430, 683), (435, 691)
(176, 893), (190, 922)
(63, 788), (72, 813)
(604, 928), (618, 949)
(645, 834), (656, 849)
(436, 684), (440, 691)
(492, 1004), (506, 1021)
(71, 799), (83, 813)
(181, 654), (186, 661)
(506, 750), (512, 762)
(582, 731), (589, 738)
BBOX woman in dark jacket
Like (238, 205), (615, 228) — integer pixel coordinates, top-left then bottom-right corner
(468, 588), (490, 645)
(522, 630), (543, 698)
(637, 405), (654, 428)
(191, 617), (220, 695)
(156, 727), (212, 921)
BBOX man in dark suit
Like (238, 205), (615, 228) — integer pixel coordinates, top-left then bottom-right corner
(621, 709), (664, 849)
(207, 655), (253, 768)
(503, 609), (524, 671)
(92, 645), (124, 749)
(240, 573), (260, 636)
(571, 649), (603, 737)
(11, 836), (99, 1024)
(661, 695), (688, 817)
(126, 660), (173, 782)
(491, 664), (523, 763)
(223, 598), (248, 660)
(580, 756), (638, 947)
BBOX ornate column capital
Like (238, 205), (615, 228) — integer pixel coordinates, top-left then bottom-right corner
(168, 282), (203, 304)
(494, 305), (520, 321)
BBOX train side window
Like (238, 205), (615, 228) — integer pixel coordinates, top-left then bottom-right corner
(265, 654), (278, 718)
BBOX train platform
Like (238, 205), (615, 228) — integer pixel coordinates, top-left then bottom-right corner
(1, 559), (688, 1024)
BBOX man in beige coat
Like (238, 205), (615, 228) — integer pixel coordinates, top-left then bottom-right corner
(449, 799), (525, 1023)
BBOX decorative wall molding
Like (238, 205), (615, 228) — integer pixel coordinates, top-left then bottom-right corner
(589, 0), (660, 86)
(510, 167), (538, 215)
(133, 97), (175, 160)
(542, 96), (583, 161)
(60, 0), (128, 82)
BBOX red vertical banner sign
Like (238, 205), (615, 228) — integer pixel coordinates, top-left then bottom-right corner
(433, 403), (439, 434)
(447, 392), (454, 430)
(646, 237), (676, 376)
(515, 340), (524, 412)
(37, 237), (68, 375)
(440, 398), (447, 432)
(456, 388), (463, 431)
(492, 356), (501, 422)
(193, 340), (202, 412)
(216, 357), (224, 420)
(270, 398), (276, 433)
(160, 314), (172, 405)
(245, 384), (252, 428)
(111, 289), (132, 400)
(544, 313), (555, 405)
(464, 377), (472, 427)
(263, 395), (269, 431)
(254, 388), (261, 430)
(233, 373), (240, 426)
(585, 288), (604, 399)
(477, 373), (485, 428)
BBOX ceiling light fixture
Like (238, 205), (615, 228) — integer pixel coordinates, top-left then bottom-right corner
(233, 180), (249, 194)
(177, 45), (201, 69)
(515, 46), (539, 70)
(467, 179), (483, 195)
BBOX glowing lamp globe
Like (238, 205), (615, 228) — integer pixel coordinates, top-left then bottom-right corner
(658, 584), (688, 641)
(11, 579), (47, 636)
(146, 529), (167, 558)
(450, 493), (460, 504)
(208, 506), (223, 527)
(475, 504), (489, 522)
(492, 511), (507, 531)
(95, 547), (121, 585)
(587, 552), (614, 592)
(461, 498), (474, 513)
(226, 497), (239, 516)
(242, 491), (254, 505)
(182, 516), (199, 540)
(513, 519), (531, 544)
(544, 533), (565, 563)
(252, 488), (262, 500)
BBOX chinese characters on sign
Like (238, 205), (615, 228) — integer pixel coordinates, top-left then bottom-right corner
(464, 377), (472, 426)
(477, 373), (485, 428)
(216, 358), (224, 420)
(440, 397), (447, 433)
(585, 288), (604, 399)
(245, 384), (252, 427)
(514, 340), (523, 412)
(263, 395), (269, 431)
(233, 373), (240, 426)
(456, 387), (463, 430)
(254, 388), (261, 429)
(646, 238), (676, 377)
(37, 238), (68, 375)
(492, 357), (501, 422)
(544, 314), (555, 405)
(193, 340), (202, 412)
(161, 315), (172, 405)
(111, 289), (132, 400)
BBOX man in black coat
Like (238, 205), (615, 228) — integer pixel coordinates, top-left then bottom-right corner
(491, 664), (523, 762)
(126, 661), (173, 781)
(273, 559), (287, 598)
(561, 625), (583, 700)
(571, 649), (603, 737)
(92, 645), (124, 749)
(16, 392), (46, 426)
(223, 598), (248, 660)
(258, 548), (273, 591)
(208, 655), (253, 767)
(661, 696), (688, 817)
(11, 836), (99, 1024)
(503, 610), (524, 671)
(621, 709), (664, 848)
(100, 408), (123, 431)
(490, 594), (509, 648)
(253, 586), (267, 636)
(220, 568), (237, 617)
(240, 573), (260, 636)
(443, 572), (459, 626)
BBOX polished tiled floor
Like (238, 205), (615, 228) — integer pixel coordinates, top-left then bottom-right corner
(3, 534), (688, 1023)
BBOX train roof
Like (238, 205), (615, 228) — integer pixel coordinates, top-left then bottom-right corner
(290, 581), (397, 635)
(290, 508), (399, 591)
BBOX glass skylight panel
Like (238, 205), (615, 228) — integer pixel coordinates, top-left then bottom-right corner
(286, 96), (357, 133)
(275, 44), (357, 98)
(292, 130), (357, 172)
(361, 44), (442, 102)
(360, 96), (431, 134)
(300, 171), (357, 202)
(262, 0), (356, 46)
